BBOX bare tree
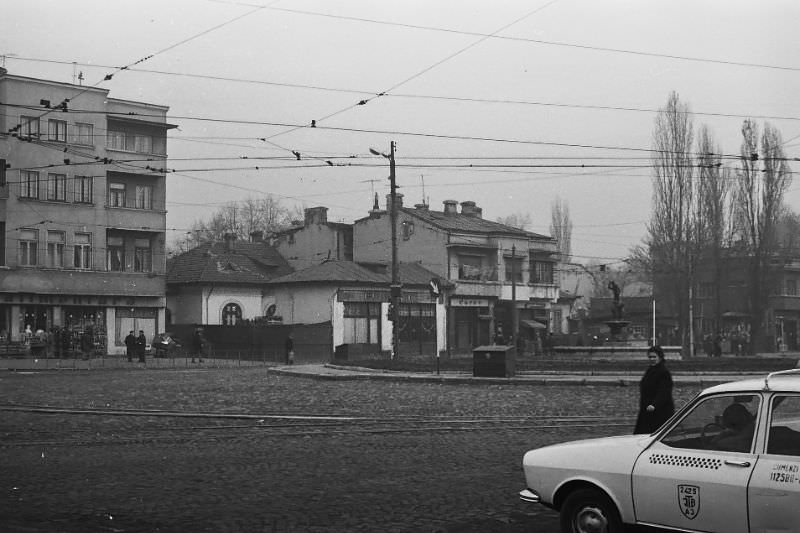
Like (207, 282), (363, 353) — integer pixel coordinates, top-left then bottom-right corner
(695, 125), (731, 336)
(168, 195), (298, 255)
(646, 92), (695, 350)
(732, 120), (792, 351)
(549, 196), (573, 262)
(496, 212), (532, 230)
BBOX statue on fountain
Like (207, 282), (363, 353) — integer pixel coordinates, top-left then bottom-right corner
(608, 280), (624, 319)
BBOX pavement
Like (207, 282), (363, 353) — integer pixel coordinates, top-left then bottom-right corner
(1, 355), (783, 386)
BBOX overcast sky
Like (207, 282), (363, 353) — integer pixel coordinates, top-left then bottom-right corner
(3, 0), (799, 264)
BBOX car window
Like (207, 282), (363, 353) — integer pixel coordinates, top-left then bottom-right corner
(767, 395), (800, 457)
(660, 394), (759, 453)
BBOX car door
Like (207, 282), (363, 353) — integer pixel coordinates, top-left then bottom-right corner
(631, 393), (760, 532)
(748, 393), (800, 532)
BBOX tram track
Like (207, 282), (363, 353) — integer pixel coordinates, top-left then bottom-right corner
(0, 403), (634, 447)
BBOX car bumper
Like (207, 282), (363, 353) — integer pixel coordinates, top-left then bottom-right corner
(519, 489), (540, 504)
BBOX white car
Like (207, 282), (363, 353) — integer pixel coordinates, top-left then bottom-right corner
(519, 369), (800, 533)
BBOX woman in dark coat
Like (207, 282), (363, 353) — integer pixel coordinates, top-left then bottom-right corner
(634, 345), (675, 434)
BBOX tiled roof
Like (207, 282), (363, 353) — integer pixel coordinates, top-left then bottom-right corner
(268, 261), (439, 286)
(403, 207), (553, 240)
(167, 241), (293, 285)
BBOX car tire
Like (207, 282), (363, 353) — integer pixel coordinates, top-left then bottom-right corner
(560, 488), (623, 533)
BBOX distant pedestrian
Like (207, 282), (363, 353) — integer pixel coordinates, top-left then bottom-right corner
(136, 330), (147, 363)
(285, 333), (294, 365)
(191, 327), (204, 363)
(493, 326), (506, 345)
(713, 334), (722, 358)
(633, 345), (675, 434)
(124, 330), (136, 362)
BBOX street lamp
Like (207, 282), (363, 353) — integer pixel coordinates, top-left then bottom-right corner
(370, 142), (400, 360)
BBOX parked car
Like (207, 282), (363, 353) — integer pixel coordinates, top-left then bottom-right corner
(152, 332), (182, 358)
(519, 369), (800, 533)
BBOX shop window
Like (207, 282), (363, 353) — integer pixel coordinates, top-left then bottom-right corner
(343, 302), (380, 344)
(222, 303), (242, 325)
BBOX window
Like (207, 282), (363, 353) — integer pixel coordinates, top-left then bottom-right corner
(531, 260), (554, 284)
(222, 303), (242, 325)
(343, 302), (380, 344)
(504, 256), (523, 282)
(459, 255), (485, 280)
(20, 171), (39, 199)
(48, 119), (67, 142)
(661, 394), (759, 453)
(134, 238), (152, 272)
(20, 116), (39, 139)
(787, 279), (797, 296)
(402, 220), (414, 240)
(46, 231), (65, 268)
(109, 183), (126, 207)
(767, 395), (800, 456)
(0, 158), (6, 186)
(74, 233), (92, 269)
(47, 173), (67, 201)
(19, 229), (38, 266)
(74, 176), (93, 203)
(73, 123), (93, 145)
(107, 131), (156, 154)
(107, 236), (124, 271)
(134, 134), (152, 154)
(135, 185), (152, 209)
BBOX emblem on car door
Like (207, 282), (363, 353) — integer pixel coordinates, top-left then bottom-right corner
(677, 485), (700, 519)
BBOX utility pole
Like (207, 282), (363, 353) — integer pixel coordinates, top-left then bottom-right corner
(511, 245), (518, 346)
(389, 141), (400, 360)
(372, 142), (400, 360)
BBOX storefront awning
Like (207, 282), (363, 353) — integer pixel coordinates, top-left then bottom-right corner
(521, 319), (547, 329)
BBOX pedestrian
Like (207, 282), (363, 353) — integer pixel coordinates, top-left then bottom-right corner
(713, 333), (722, 358)
(191, 327), (204, 363)
(285, 332), (294, 365)
(633, 345), (675, 434)
(124, 330), (136, 362)
(493, 326), (506, 345)
(136, 330), (147, 363)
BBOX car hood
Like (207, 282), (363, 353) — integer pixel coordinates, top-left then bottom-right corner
(523, 434), (652, 476)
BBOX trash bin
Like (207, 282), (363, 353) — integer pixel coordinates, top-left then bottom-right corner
(473, 345), (516, 377)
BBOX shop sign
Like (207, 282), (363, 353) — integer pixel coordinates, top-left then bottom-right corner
(451, 297), (490, 307)
(338, 289), (390, 302)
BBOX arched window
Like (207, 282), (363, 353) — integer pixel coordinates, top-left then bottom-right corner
(222, 303), (242, 326)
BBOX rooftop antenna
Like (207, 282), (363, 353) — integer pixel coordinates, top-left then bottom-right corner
(72, 62), (77, 85)
(420, 174), (427, 206)
(359, 178), (380, 197)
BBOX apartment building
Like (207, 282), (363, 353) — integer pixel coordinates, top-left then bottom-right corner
(354, 195), (559, 355)
(0, 68), (175, 354)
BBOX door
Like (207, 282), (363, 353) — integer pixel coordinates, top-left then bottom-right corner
(632, 393), (760, 532)
(749, 393), (800, 532)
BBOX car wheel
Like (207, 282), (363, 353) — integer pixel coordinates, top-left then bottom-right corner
(560, 488), (623, 533)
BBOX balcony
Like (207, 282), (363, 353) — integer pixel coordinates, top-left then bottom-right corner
(0, 267), (165, 297)
(105, 206), (165, 232)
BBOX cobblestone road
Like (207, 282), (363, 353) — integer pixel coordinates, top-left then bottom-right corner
(0, 369), (704, 532)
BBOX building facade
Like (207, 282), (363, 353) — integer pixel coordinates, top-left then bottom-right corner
(0, 69), (174, 354)
(166, 234), (293, 326)
(353, 195), (559, 355)
(272, 206), (353, 270)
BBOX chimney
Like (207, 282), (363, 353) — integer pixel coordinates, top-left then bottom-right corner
(304, 206), (328, 225)
(223, 233), (237, 252)
(250, 230), (263, 243)
(461, 201), (480, 218)
(385, 193), (404, 211)
(443, 200), (458, 215)
(414, 203), (429, 211)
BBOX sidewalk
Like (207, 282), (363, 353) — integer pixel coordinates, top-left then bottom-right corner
(269, 363), (771, 386)
(1, 356), (788, 386)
